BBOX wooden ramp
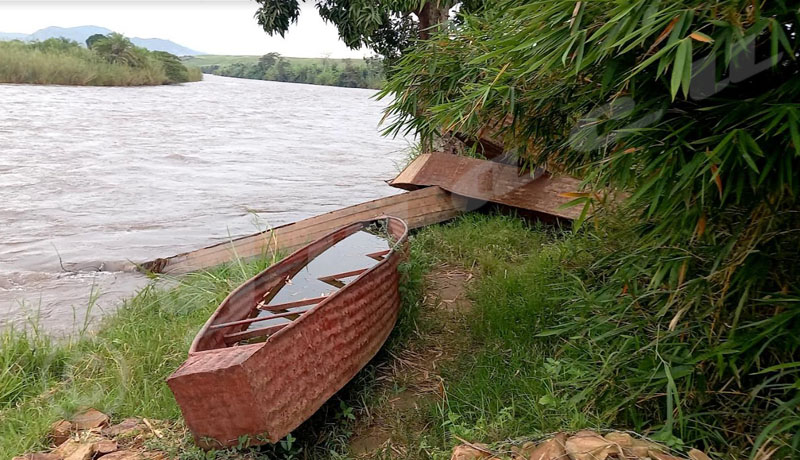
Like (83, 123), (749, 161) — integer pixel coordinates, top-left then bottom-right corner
(390, 153), (583, 220)
(141, 186), (468, 274)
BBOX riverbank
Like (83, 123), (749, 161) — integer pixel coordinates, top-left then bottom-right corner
(183, 54), (383, 89)
(0, 38), (202, 86)
(5, 213), (788, 459)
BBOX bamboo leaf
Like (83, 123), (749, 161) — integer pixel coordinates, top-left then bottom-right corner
(681, 38), (692, 98)
(569, 1), (584, 36)
(710, 164), (723, 199)
(574, 30), (586, 71)
(670, 39), (689, 100)
(689, 31), (713, 43)
(769, 19), (781, 67)
(648, 15), (680, 55)
(789, 118), (800, 157)
(558, 192), (592, 198)
(740, 150), (759, 173)
(693, 213), (706, 239)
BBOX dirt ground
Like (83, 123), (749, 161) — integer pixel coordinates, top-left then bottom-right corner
(347, 264), (475, 458)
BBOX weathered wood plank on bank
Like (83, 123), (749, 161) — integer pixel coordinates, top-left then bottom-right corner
(389, 153), (583, 220)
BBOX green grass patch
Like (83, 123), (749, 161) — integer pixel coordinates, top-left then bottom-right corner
(403, 214), (798, 459)
(410, 215), (598, 442)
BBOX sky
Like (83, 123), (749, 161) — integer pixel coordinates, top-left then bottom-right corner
(0, 1), (370, 58)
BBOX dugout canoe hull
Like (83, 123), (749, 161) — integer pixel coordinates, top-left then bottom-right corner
(167, 217), (409, 448)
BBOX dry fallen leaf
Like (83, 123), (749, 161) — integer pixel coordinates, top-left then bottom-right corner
(689, 32), (714, 43)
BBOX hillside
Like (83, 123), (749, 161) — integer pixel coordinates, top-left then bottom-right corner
(0, 25), (202, 56)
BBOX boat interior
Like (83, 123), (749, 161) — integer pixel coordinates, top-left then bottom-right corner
(191, 219), (398, 352)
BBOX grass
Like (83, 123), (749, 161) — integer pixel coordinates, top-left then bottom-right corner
(2, 213), (796, 459)
(356, 213), (798, 459)
(0, 254), (279, 458)
(406, 214), (600, 448)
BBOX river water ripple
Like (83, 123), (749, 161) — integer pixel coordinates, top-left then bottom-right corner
(0, 75), (408, 333)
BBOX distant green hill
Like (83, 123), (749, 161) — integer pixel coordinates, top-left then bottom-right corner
(183, 54), (384, 90)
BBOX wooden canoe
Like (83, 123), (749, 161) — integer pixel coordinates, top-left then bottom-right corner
(167, 216), (409, 448)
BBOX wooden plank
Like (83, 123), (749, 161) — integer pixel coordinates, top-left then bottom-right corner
(142, 186), (466, 275)
(249, 309), (309, 322)
(258, 295), (330, 312)
(317, 268), (367, 282)
(211, 307), (307, 330)
(390, 153), (583, 220)
(223, 324), (287, 345)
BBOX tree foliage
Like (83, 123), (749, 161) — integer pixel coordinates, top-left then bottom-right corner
(88, 33), (198, 84)
(90, 33), (146, 67)
(85, 33), (106, 49)
(253, 0), (463, 62)
(380, 1), (800, 457)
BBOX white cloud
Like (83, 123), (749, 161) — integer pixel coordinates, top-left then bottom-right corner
(0, 1), (370, 58)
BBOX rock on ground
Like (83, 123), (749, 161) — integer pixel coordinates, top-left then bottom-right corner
(451, 431), (708, 460)
(70, 408), (109, 431)
(14, 409), (165, 460)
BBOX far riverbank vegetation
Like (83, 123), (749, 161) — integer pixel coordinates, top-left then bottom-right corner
(0, 33), (202, 86)
(184, 54), (384, 89)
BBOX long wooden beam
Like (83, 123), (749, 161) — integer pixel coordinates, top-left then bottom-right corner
(140, 186), (469, 274)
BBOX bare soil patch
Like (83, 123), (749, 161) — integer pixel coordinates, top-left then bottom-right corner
(348, 264), (474, 458)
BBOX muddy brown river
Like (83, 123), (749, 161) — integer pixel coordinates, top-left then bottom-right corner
(0, 75), (408, 333)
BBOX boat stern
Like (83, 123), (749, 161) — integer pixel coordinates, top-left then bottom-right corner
(166, 344), (275, 448)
